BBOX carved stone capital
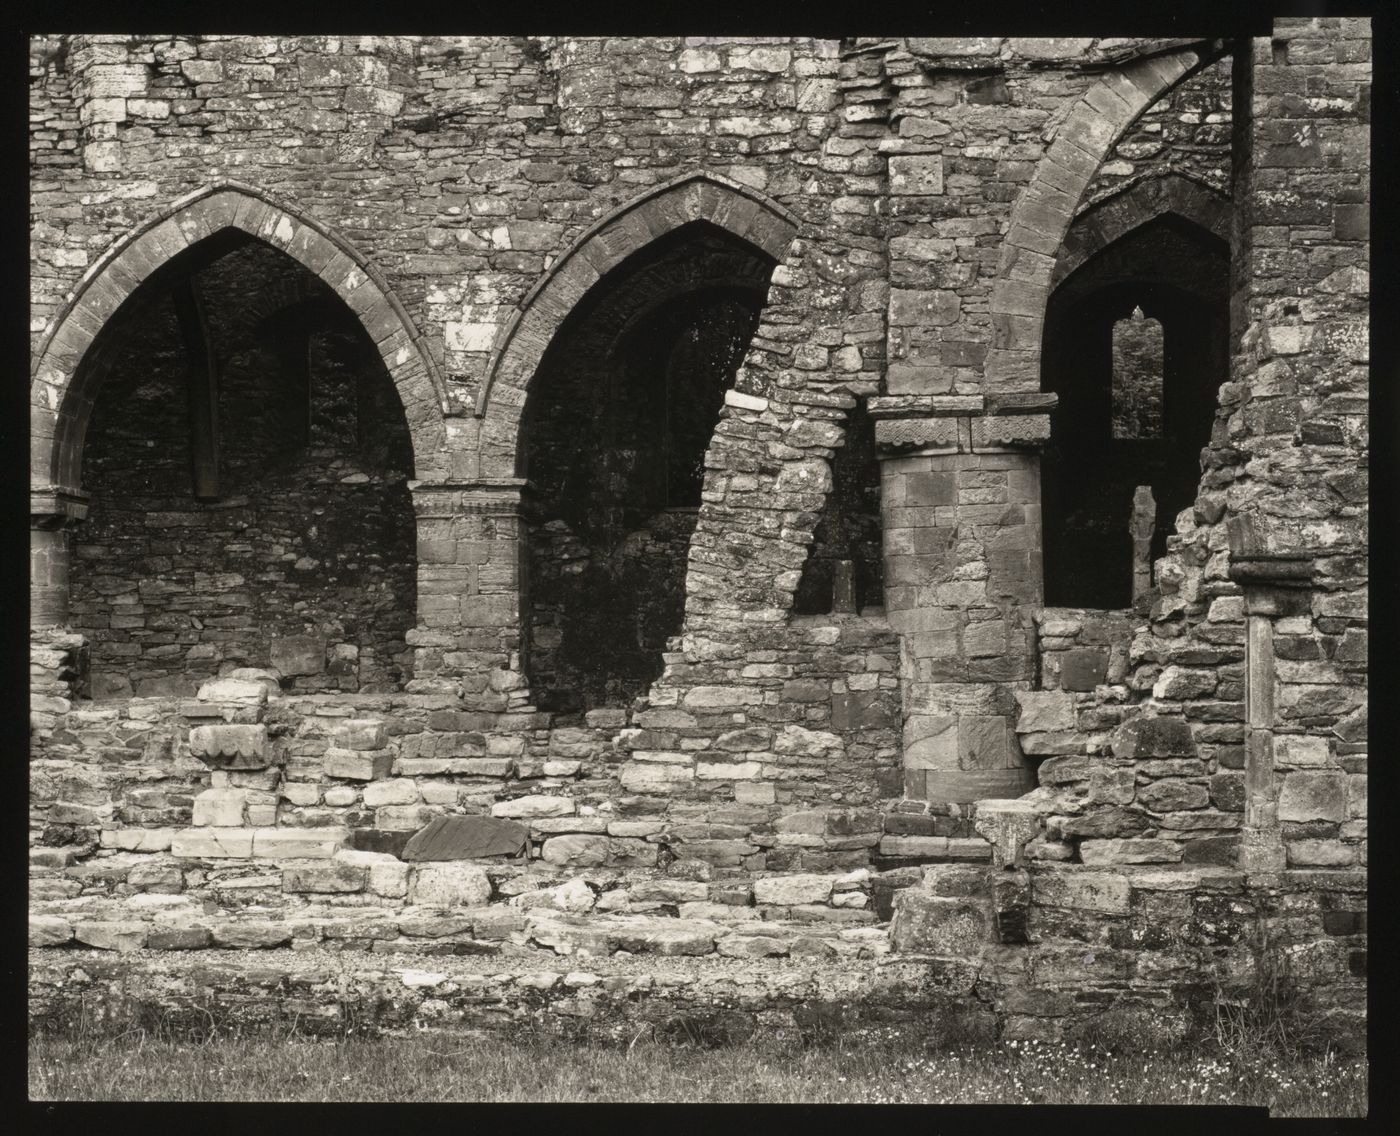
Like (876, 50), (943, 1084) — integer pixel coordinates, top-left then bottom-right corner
(409, 479), (528, 517)
(30, 487), (90, 529)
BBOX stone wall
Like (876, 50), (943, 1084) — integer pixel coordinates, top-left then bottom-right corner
(986, 19), (1369, 879)
(29, 26), (1368, 1039)
(30, 609), (899, 876)
(891, 861), (1365, 1043)
(1111, 18), (1369, 874)
(1082, 54), (1233, 206)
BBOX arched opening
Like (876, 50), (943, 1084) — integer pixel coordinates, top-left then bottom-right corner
(792, 401), (884, 616)
(521, 222), (776, 714)
(1041, 213), (1229, 608)
(68, 229), (417, 697)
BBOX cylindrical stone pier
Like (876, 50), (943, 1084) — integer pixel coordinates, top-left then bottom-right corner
(874, 402), (1052, 803)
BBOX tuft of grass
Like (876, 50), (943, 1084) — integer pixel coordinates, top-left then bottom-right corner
(1210, 915), (1331, 1060)
(28, 1027), (1366, 1113)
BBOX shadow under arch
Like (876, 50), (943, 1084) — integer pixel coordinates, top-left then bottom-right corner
(1041, 211), (1231, 608)
(473, 171), (800, 481)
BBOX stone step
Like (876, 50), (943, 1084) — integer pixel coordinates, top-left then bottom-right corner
(29, 902), (890, 961)
(28, 945), (972, 1044)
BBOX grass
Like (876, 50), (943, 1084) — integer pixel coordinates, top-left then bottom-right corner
(29, 1027), (1366, 1112)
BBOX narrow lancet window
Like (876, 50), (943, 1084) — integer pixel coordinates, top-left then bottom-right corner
(1111, 305), (1165, 440)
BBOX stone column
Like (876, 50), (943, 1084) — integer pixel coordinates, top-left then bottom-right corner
(1228, 521), (1316, 873)
(30, 490), (90, 628)
(406, 480), (530, 711)
(874, 397), (1053, 803)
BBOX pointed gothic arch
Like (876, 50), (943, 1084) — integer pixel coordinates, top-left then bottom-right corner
(984, 41), (1232, 389)
(30, 181), (451, 497)
(473, 171), (800, 480)
(1054, 172), (1231, 289)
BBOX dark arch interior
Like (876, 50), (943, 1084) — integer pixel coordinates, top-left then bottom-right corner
(69, 233), (417, 697)
(792, 400), (884, 616)
(522, 222), (775, 714)
(1041, 213), (1230, 609)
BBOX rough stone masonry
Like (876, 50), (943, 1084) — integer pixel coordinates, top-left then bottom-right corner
(29, 26), (1367, 1044)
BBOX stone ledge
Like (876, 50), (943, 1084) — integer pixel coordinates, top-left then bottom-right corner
(27, 947), (992, 1043)
(170, 826), (349, 859)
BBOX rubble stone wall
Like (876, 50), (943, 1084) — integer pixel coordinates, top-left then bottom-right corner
(1036, 18), (1370, 875)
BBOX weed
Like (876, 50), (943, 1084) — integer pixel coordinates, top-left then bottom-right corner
(1211, 913), (1332, 1061)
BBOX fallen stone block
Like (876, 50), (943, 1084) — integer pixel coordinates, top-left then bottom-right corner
(411, 863), (492, 907)
(209, 920), (292, 949)
(753, 873), (834, 906)
(324, 748), (394, 781)
(251, 827), (347, 859)
(491, 795), (575, 819)
(171, 828), (255, 858)
(189, 724), (270, 770)
(334, 719), (388, 751)
(402, 814), (528, 861)
(74, 920), (148, 952)
(29, 915), (73, 947)
(282, 861), (368, 893)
